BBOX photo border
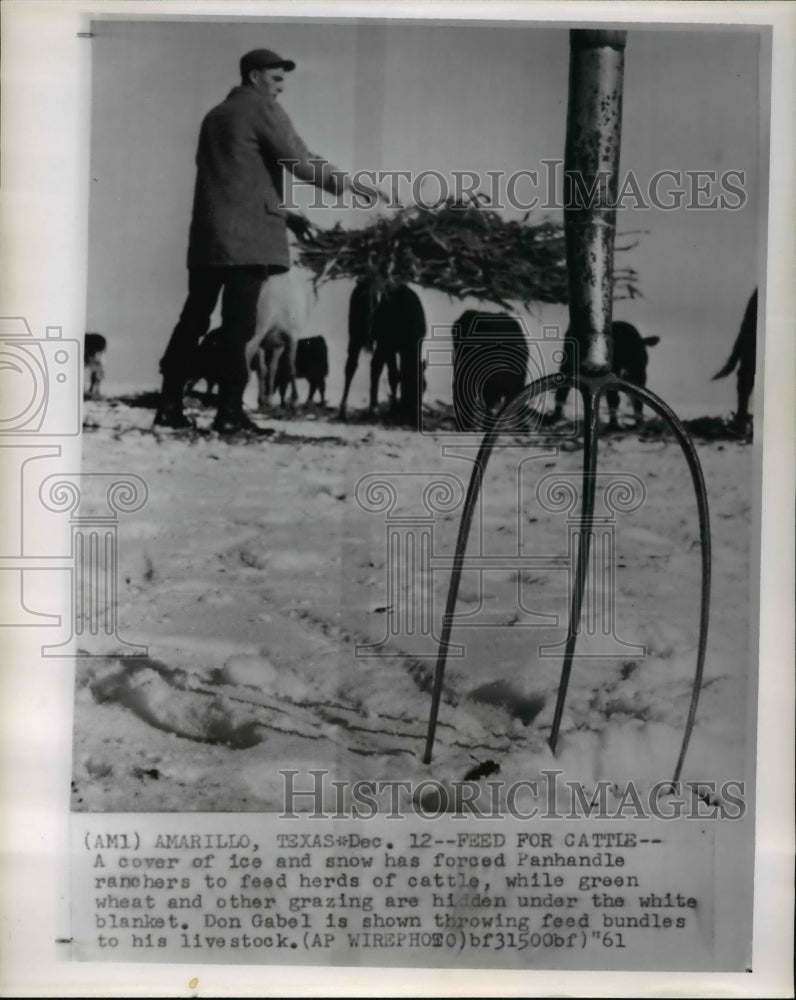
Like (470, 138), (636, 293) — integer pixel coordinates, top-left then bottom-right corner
(1, 1), (793, 997)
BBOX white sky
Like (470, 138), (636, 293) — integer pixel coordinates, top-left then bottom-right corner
(86, 18), (765, 413)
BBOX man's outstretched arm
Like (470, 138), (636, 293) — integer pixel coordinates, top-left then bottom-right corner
(257, 101), (391, 204)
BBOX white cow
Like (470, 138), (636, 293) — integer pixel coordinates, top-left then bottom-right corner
(246, 269), (309, 411)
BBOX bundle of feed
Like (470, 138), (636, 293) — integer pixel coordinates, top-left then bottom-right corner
(295, 198), (642, 309)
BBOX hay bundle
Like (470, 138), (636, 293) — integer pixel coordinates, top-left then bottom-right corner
(295, 199), (641, 309)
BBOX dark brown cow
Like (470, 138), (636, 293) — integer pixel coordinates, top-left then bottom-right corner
(272, 335), (329, 406)
(452, 311), (529, 431)
(339, 280), (427, 426)
(549, 321), (659, 428)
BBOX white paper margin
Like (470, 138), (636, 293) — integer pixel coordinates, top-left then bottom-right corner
(0, 1), (793, 996)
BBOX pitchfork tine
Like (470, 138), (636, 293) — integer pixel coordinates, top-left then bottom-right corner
(548, 381), (602, 753)
(423, 375), (563, 765)
(424, 29), (711, 788)
(614, 378), (712, 785)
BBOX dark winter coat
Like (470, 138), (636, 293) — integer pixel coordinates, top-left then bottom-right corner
(187, 86), (344, 272)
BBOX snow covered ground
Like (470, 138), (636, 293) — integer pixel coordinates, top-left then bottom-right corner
(71, 391), (755, 814)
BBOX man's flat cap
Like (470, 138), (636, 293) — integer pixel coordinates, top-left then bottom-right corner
(240, 48), (296, 77)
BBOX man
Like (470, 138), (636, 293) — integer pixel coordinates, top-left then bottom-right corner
(155, 48), (383, 433)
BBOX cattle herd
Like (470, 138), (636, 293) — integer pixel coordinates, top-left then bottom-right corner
(83, 284), (758, 435)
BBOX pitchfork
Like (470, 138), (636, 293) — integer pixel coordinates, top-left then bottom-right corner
(423, 30), (711, 787)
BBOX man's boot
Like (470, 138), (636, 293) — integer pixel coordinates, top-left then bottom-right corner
(212, 384), (268, 435)
(212, 407), (265, 434)
(153, 374), (194, 429)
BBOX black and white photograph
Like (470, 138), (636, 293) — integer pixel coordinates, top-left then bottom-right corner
(1, 1), (793, 996)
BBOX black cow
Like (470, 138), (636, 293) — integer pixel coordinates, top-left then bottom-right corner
(273, 335), (329, 406)
(83, 332), (107, 400)
(373, 285), (427, 426)
(712, 288), (757, 433)
(549, 321), (660, 428)
(339, 279), (378, 419)
(186, 328), (228, 400)
(452, 311), (529, 431)
(338, 280), (427, 427)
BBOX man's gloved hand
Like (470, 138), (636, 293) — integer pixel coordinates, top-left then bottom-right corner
(285, 211), (313, 239)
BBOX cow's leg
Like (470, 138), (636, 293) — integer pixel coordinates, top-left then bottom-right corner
(258, 343), (276, 411)
(307, 376), (322, 405)
(387, 350), (400, 411)
(736, 367), (752, 430)
(548, 342), (576, 423)
(252, 347), (268, 411)
(398, 342), (423, 429)
(549, 384), (570, 423)
(283, 338), (298, 409)
(267, 343), (284, 409)
(369, 341), (387, 413)
(319, 376), (326, 406)
(605, 387), (621, 429)
(276, 349), (288, 407)
(629, 376), (646, 425)
(287, 372), (298, 408)
(339, 339), (362, 418)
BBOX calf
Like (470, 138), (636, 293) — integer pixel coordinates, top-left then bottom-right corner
(186, 271), (306, 411)
(273, 335), (329, 406)
(83, 332), (107, 400)
(452, 311), (529, 431)
(712, 288), (757, 432)
(188, 326), (289, 410)
(189, 328), (306, 409)
(186, 328), (232, 399)
(549, 321), (660, 428)
(338, 280), (427, 427)
(246, 271), (304, 411)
